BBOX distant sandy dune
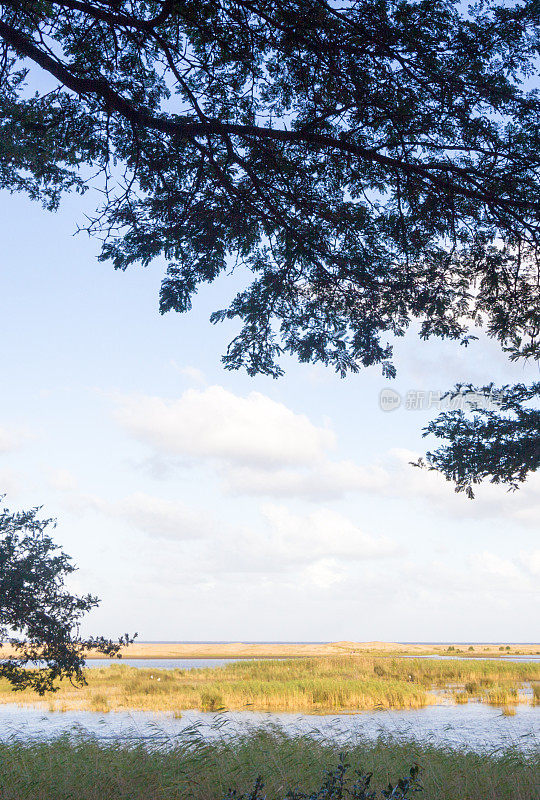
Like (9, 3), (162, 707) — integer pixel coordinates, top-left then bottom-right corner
(80, 640), (539, 659)
(1, 640), (537, 660)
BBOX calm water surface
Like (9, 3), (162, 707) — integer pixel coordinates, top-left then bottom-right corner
(85, 654), (540, 669)
(86, 658), (257, 669)
(0, 703), (537, 753)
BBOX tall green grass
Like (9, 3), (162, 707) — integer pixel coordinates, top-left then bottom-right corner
(0, 657), (538, 713)
(0, 727), (537, 800)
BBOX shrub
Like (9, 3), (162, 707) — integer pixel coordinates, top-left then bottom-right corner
(222, 756), (422, 800)
(201, 689), (225, 711)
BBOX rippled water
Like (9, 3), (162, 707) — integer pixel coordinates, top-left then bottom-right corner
(0, 702), (537, 753)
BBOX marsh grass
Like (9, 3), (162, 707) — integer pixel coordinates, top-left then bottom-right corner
(0, 727), (537, 800)
(484, 687), (519, 706)
(0, 657), (538, 713)
(89, 692), (110, 713)
(532, 683), (540, 704)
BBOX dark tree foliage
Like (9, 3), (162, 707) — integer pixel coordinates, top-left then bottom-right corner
(0, 500), (133, 693)
(418, 382), (540, 497)
(223, 756), (422, 799)
(1, 0), (540, 490)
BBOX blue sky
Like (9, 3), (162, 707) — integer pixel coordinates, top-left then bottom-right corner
(1, 187), (539, 643)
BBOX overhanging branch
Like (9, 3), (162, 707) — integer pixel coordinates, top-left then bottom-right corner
(0, 16), (535, 218)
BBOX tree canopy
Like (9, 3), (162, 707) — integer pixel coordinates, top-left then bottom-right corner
(0, 500), (132, 693)
(1, 0), (539, 493)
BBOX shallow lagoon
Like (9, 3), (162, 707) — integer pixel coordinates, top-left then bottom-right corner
(85, 654), (540, 669)
(2, 655), (537, 754)
(86, 658), (255, 669)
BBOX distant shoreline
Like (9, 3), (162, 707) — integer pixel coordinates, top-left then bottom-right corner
(131, 640), (540, 645)
(2, 640), (538, 660)
(83, 640), (540, 659)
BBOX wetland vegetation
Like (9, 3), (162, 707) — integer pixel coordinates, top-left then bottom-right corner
(1, 657), (538, 714)
(0, 726), (537, 800)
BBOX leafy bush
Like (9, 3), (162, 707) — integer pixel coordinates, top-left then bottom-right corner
(222, 755), (422, 800)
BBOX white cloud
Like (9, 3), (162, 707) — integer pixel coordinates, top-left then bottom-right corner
(49, 469), (79, 492)
(115, 492), (212, 540)
(0, 469), (21, 497)
(114, 386), (393, 500)
(224, 459), (389, 499)
(64, 491), (212, 541)
(365, 548), (536, 606)
(114, 387), (540, 521)
(471, 551), (522, 583)
(265, 503), (398, 560)
(519, 549), (540, 577)
(345, 448), (540, 525)
(0, 425), (29, 453)
(171, 362), (206, 385)
(301, 559), (345, 589)
(212, 504), (399, 575)
(116, 386), (335, 468)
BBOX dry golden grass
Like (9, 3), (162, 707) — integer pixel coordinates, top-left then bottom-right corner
(0, 656), (538, 713)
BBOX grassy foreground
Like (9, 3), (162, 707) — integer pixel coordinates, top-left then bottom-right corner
(1, 656), (538, 713)
(0, 727), (538, 800)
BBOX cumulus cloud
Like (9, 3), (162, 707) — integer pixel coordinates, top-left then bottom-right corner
(115, 386), (335, 468)
(113, 386), (540, 520)
(114, 386), (391, 500)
